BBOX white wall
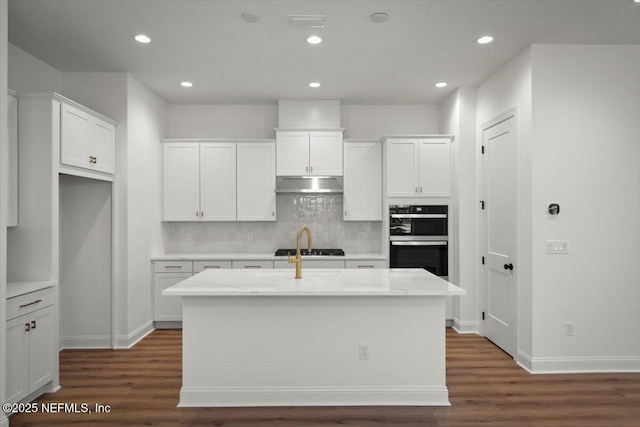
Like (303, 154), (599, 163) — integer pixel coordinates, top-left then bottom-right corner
(439, 86), (479, 333)
(7, 44), (61, 93)
(341, 105), (439, 139)
(167, 105), (277, 138)
(476, 47), (534, 359)
(1, 2), (10, 425)
(529, 44), (640, 370)
(125, 75), (167, 341)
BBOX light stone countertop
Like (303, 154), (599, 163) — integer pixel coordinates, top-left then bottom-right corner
(151, 252), (386, 261)
(163, 268), (465, 297)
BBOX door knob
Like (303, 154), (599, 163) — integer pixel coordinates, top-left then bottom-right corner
(504, 263), (514, 270)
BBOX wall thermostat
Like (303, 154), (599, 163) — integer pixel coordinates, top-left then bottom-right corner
(548, 203), (560, 215)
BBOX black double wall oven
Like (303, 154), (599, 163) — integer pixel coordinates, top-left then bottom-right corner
(389, 205), (448, 279)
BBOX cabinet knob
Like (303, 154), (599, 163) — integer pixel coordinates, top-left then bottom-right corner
(503, 263), (514, 271)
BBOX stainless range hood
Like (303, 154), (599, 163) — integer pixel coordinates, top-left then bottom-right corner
(275, 176), (343, 194)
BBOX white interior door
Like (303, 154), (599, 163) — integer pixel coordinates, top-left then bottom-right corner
(482, 114), (517, 357)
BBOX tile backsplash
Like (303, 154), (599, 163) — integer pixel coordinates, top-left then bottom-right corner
(163, 194), (382, 254)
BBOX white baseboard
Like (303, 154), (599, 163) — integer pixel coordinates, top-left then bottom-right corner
(518, 350), (640, 374)
(60, 335), (112, 349)
(115, 320), (154, 349)
(178, 386), (451, 407)
(451, 318), (479, 334)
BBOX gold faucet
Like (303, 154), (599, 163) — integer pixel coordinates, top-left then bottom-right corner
(288, 226), (312, 279)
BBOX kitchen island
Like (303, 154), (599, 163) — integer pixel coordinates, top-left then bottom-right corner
(163, 268), (465, 407)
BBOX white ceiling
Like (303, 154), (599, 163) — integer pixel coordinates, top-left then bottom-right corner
(8, 0), (640, 105)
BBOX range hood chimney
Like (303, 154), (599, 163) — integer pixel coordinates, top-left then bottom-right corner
(275, 176), (343, 194)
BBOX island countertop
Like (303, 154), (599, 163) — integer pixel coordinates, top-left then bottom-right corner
(163, 268), (465, 297)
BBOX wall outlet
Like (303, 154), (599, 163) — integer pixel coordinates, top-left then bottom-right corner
(358, 344), (370, 360)
(546, 240), (569, 254)
(565, 322), (574, 336)
(185, 232), (192, 241)
(247, 232), (254, 241)
(359, 231), (367, 240)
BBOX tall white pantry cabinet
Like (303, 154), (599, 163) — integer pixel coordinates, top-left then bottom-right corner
(6, 92), (117, 407)
(162, 140), (276, 222)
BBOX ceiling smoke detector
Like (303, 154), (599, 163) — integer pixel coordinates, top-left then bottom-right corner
(288, 15), (325, 29)
(369, 12), (389, 23)
(241, 12), (259, 23)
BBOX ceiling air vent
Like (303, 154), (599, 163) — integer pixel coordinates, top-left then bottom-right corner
(288, 15), (325, 29)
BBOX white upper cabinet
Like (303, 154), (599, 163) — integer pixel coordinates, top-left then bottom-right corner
(60, 102), (116, 175)
(7, 91), (18, 227)
(275, 129), (344, 176)
(200, 143), (237, 221)
(385, 136), (452, 198)
(162, 142), (201, 221)
(237, 142), (276, 221)
(162, 140), (275, 222)
(343, 140), (382, 221)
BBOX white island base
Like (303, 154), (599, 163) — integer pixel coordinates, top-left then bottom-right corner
(164, 268), (465, 407)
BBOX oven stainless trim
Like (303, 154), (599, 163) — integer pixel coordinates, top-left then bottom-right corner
(391, 241), (448, 246)
(390, 235), (448, 242)
(390, 213), (447, 219)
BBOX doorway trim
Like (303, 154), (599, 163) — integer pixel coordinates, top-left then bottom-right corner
(478, 106), (520, 359)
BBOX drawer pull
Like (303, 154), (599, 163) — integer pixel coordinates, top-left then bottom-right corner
(244, 266), (261, 269)
(164, 266), (183, 270)
(204, 266), (221, 269)
(358, 265), (375, 268)
(31, 320), (37, 330)
(25, 323), (31, 332)
(19, 299), (42, 309)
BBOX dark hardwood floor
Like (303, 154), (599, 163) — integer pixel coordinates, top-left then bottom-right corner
(9, 329), (640, 426)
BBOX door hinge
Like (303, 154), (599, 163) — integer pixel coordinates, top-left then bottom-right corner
(481, 256), (485, 265)
(482, 311), (485, 320)
(481, 145), (485, 154)
(480, 200), (485, 210)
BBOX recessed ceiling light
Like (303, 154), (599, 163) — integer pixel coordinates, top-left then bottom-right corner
(241, 12), (259, 23)
(370, 12), (389, 23)
(307, 36), (322, 45)
(477, 35), (494, 44)
(309, 82), (320, 88)
(435, 82), (448, 88)
(181, 81), (193, 88)
(134, 34), (151, 44)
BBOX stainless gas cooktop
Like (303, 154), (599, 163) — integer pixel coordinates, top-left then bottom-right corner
(274, 248), (345, 257)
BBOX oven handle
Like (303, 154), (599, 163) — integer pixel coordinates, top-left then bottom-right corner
(391, 241), (448, 246)
(390, 214), (447, 219)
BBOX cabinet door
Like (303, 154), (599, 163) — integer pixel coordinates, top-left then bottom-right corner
(387, 139), (419, 197)
(7, 92), (18, 226)
(276, 131), (309, 175)
(154, 273), (191, 321)
(5, 316), (29, 404)
(418, 138), (451, 197)
(162, 142), (201, 221)
(61, 103), (92, 170)
(309, 131), (343, 176)
(28, 306), (55, 392)
(90, 117), (115, 174)
(237, 142), (276, 221)
(343, 142), (382, 221)
(200, 143), (236, 221)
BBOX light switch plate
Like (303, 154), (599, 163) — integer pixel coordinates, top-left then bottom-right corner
(546, 240), (569, 254)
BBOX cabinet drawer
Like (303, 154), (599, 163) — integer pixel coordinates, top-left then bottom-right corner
(7, 287), (55, 321)
(345, 260), (387, 269)
(194, 260), (232, 273)
(274, 259), (345, 269)
(232, 260), (273, 269)
(154, 260), (193, 273)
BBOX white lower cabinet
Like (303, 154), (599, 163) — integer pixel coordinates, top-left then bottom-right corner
(153, 261), (193, 323)
(6, 288), (56, 404)
(274, 259), (346, 269)
(345, 260), (387, 269)
(232, 260), (274, 269)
